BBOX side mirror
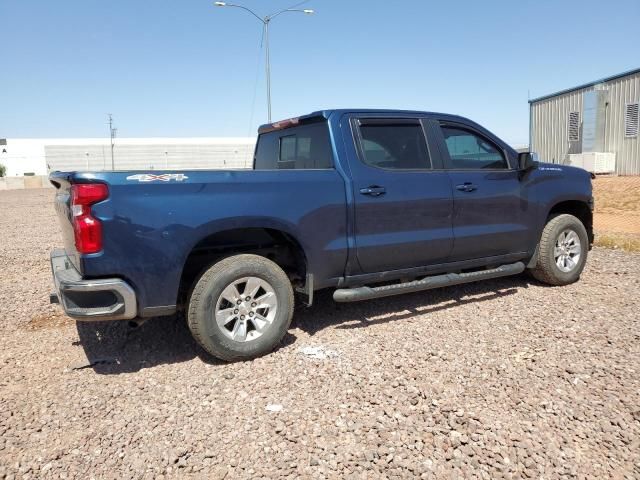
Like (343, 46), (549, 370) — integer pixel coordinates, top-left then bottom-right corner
(518, 152), (538, 171)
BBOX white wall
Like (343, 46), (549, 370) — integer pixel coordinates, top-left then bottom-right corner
(0, 139), (49, 176)
(0, 138), (256, 176)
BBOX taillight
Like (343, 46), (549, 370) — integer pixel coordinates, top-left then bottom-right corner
(70, 183), (109, 254)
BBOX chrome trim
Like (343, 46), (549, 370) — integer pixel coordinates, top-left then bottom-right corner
(50, 249), (137, 321)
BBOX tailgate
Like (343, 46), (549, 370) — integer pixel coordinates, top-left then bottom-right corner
(49, 172), (81, 271)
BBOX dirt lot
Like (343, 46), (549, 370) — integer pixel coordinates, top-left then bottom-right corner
(1, 188), (639, 479)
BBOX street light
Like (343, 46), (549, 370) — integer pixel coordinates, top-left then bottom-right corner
(214, 1), (315, 122)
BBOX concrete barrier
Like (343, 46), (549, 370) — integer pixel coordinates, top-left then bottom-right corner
(5, 177), (25, 190)
(41, 176), (54, 188)
(24, 176), (44, 189)
(0, 176), (52, 190)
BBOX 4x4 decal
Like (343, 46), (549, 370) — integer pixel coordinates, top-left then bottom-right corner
(126, 173), (189, 182)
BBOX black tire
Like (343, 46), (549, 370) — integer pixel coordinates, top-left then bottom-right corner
(187, 254), (294, 362)
(530, 214), (589, 286)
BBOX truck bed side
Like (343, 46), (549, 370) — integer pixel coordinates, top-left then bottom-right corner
(51, 169), (348, 316)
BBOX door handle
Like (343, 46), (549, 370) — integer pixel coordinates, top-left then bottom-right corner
(359, 185), (386, 197)
(456, 183), (477, 192)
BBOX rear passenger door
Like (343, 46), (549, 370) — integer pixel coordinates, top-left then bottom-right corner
(344, 116), (454, 273)
(435, 121), (534, 262)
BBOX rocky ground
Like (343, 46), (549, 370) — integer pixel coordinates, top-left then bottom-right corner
(1, 188), (639, 479)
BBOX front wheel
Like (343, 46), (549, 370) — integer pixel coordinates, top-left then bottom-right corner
(187, 254), (294, 361)
(530, 214), (589, 286)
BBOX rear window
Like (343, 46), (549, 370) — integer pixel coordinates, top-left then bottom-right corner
(254, 123), (333, 170)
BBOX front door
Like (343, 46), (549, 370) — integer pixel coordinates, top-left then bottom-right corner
(343, 116), (454, 274)
(435, 121), (534, 261)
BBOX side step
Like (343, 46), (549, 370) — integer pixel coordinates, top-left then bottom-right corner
(333, 262), (525, 303)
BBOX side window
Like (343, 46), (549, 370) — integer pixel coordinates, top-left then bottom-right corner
(254, 123), (333, 170)
(358, 121), (431, 170)
(441, 126), (508, 169)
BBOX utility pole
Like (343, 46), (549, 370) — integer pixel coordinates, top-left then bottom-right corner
(264, 19), (271, 122)
(214, 2), (315, 123)
(108, 114), (117, 170)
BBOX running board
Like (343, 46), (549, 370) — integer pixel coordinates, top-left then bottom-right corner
(333, 262), (525, 303)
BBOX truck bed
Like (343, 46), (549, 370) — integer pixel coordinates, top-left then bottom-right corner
(49, 169), (348, 317)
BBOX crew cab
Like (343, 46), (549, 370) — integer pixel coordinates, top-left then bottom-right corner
(49, 109), (594, 361)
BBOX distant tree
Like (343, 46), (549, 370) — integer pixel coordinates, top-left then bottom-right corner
(0, 163), (6, 177)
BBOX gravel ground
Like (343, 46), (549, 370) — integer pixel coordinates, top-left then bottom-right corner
(1, 188), (639, 479)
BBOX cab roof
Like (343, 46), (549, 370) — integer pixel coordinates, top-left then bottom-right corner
(257, 109), (469, 134)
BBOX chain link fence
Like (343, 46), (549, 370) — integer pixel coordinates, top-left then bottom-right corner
(592, 175), (640, 251)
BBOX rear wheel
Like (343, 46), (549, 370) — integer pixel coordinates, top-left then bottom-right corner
(187, 254), (294, 361)
(530, 214), (588, 286)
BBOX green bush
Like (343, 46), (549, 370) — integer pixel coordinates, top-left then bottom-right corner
(0, 163), (6, 177)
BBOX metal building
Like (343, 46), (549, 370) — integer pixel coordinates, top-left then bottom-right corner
(529, 67), (640, 175)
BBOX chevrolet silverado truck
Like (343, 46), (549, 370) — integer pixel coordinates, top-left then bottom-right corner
(49, 109), (594, 361)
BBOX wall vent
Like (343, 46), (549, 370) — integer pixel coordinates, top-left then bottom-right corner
(625, 102), (639, 138)
(568, 111), (580, 142)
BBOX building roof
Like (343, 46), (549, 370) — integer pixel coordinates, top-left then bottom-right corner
(529, 67), (640, 104)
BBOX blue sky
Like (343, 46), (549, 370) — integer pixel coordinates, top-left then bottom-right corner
(1, 0), (638, 145)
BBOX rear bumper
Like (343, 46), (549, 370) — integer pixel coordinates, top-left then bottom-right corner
(50, 248), (137, 321)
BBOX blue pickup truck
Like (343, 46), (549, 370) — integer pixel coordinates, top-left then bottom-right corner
(50, 109), (593, 361)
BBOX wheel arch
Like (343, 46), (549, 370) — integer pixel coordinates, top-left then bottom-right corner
(528, 199), (594, 269)
(547, 200), (594, 245)
(177, 226), (308, 307)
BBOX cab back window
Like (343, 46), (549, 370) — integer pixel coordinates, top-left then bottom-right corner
(254, 123), (333, 170)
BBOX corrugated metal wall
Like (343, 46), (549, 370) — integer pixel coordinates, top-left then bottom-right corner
(45, 140), (256, 172)
(530, 71), (640, 175)
(602, 74), (640, 174)
(531, 89), (584, 165)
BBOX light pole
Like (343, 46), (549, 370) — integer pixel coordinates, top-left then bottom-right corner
(214, 1), (315, 122)
(108, 114), (117, 170)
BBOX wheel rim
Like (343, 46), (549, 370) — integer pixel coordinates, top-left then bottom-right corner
(554, 229), (582, 273)
(214, 276), (278, 342)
